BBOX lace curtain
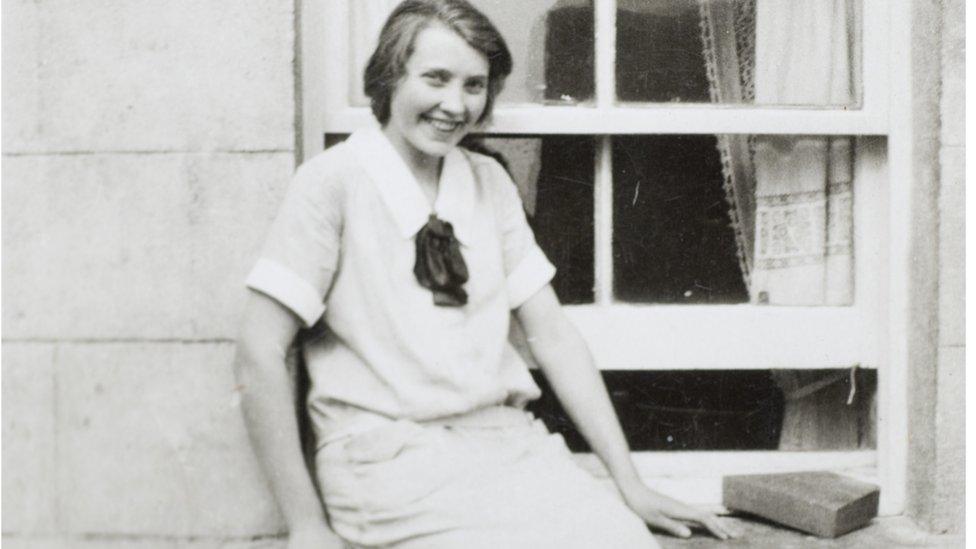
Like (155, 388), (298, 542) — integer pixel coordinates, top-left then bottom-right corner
(699, 0), (856, 306)
(697, 0), (758, 286)
(699, 0), (867, 450)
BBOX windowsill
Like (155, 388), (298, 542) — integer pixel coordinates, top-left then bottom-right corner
(657, 515), (961, 548)
(574, 452), (877, 511)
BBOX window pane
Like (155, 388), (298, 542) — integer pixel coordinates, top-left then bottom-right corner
(479, 135), (596, 303)
(528, 369), (876, 451)
(613, 135), (855, 306)
(613, 135), (746, 303)
(615, 0), (861, 106)
(472, 1), (595, 105)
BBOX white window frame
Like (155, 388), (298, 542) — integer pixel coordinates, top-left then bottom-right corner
(301, 0), (912, 515)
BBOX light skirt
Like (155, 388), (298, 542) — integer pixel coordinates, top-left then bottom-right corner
(315, 407), (659, 549)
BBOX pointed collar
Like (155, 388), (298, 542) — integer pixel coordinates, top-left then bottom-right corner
(347, 127), (475, 244)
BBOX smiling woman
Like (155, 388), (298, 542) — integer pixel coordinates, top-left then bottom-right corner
(380, 25), (490, 183)
(234, 1), (736, 548)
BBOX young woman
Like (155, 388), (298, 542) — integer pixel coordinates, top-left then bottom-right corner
(235, 1), (737, 547)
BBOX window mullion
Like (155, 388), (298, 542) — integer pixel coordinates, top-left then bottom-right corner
(593, 0), (616, 305)
(594, 136), (614, 305)
(594, 0), (616, 107)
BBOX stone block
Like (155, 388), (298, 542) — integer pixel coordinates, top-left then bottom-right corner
(2, 344), (58, 534)
(932, 346), (965, 534)
(1, 536), (288, 549)
(942, 0), (965, 69)
(938, 147), (965, 346)
(940, 0), (965, 147)
(3, 152), (294, 340)
(56, 343), (286, 537)
(940, 73), (965, 148)
(3, 0), (294, 153)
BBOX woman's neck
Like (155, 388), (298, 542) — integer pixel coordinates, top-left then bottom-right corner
(404, 149), (441, 186)
(384, 129), (443, 206)
(405, 153), (441, 207)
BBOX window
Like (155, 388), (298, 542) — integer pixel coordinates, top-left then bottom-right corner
(302, 0), (910, 514)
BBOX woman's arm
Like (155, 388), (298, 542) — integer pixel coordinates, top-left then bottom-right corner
(233, 290), (341, 547)
(514, 285), (736, 540)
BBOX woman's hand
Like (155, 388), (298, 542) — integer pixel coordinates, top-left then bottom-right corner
(619, 481), (739, 541)
(287, 522), (345, 549)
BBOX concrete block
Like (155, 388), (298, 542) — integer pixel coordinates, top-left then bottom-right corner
(942, 0), (965, 70)
(1, 537), (182, 549)
(940, 0), (964, 147)
(723, 472), (879, 538)
(3, 152), (294, 340)
(940, 73), (965, 148)
(1, 536), (288, 549)
(932, 345), (965, 534)
(56, 343), (286, 537)
(938, 147), (965, 346)
(3, 0), (294, 153)
(2, 344), (58, 534)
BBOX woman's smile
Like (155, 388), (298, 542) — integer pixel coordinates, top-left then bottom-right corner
(421, 113), (464, 134)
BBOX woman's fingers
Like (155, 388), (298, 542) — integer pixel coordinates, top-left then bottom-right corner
(700, 515), (731, 540)
(696, 514), (741, 540)
(651, 507), (740, 540)
(622, 483), (742, 540)
(642, 512), (692, 538)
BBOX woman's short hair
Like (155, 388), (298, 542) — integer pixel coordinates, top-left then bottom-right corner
(364, 0), (512, 125)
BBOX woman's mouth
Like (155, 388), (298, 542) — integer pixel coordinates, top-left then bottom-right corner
(422, 115), (463, 133)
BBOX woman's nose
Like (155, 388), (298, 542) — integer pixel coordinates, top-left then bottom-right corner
(438, 84), (465, 117)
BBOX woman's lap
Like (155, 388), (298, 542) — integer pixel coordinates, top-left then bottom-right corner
(316, 416), (658, 548)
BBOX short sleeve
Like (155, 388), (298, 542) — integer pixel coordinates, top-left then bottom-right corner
(246, 159), (344, 326)
(481, 158), (557, 309)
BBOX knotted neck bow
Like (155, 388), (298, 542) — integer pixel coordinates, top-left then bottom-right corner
(414, 214), (469, 306)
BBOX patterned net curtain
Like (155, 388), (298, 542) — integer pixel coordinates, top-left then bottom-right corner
(698, 0), (856, 307)
(699, 0), (868, 450)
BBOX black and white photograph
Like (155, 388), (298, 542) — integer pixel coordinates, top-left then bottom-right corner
(2, 0), (966, 547)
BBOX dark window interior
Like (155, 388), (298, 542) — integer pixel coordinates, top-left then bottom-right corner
(527, 369), (876, 452)
(612, 135), (748, 303)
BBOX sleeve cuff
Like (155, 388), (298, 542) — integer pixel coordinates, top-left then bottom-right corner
(245, 258), (327, 327)
(506, 246), (557, 309)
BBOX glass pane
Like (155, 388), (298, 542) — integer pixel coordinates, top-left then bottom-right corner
(478, 135), (596, 303)
(472, 0), (594, 104)
(348, 1), (399, 107)
(613, 135), (855, 306)
(615, 0), (861, 106)
(613, 135), (746, 304)
(348, 1), (594, 107)
(529, 369), (876, 451)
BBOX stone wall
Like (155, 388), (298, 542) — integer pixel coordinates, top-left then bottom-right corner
(3, 1), (296, 546)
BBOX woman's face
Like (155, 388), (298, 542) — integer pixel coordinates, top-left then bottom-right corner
(384, 24), (490, 163)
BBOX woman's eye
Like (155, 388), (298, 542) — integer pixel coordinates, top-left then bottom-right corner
(423, 73), (448, 85)
(465, 80), (486, 93)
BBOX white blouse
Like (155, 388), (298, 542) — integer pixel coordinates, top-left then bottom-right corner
(246, 128), (556, 443)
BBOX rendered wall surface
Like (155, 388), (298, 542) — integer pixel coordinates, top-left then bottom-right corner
(930, 0), (965, 535)
(904, 0), (943, 531)
(904, 0), (966, 537)
(2, 1), (297, 546)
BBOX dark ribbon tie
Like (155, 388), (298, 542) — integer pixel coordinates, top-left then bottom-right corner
(414, 214), (469, 306)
